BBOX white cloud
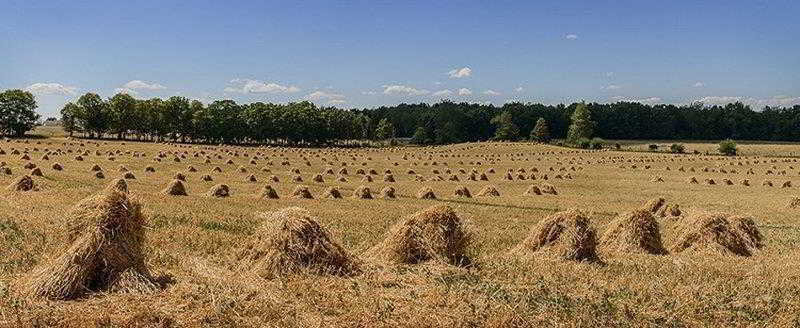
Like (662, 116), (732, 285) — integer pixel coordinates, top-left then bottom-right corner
(611, 96), (662, 105)
(306, 90), (346, 104)
(224, 79), (300, 94)
(382, 85), (429, 96)
(693, 82), (705, 88)
(361, 91), (377, 95)
(457, 88), (472, 96)
(114, 88), (138, 95)
(515, 86), (524, 92)
(447, 67), (472, 79)
(123, 80), (166, 90)
(484, 90), (501, 96)
(432, 89), (453, 97)
(605, 72), (614, 77)
(696, 95), (800, 107)
(565, 34), (578, 40)
(24, 83), (77, 96)
(603, 84), (621, 91)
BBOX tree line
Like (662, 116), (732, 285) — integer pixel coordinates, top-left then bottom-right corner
(3, 88), (800, 145)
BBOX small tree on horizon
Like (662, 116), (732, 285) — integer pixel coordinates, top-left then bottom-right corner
(375, 118), (395, 140)
(491, 111), (520, 141)
(530, 117), (550, 143)
(567, 102), (595, 144)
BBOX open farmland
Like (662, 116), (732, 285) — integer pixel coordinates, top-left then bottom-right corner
(1, 137), (799, 327)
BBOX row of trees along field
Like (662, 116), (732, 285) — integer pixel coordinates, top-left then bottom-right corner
(3, 88), (800, 145)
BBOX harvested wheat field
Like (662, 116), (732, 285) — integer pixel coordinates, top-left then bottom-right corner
(1, 139), (800, 327)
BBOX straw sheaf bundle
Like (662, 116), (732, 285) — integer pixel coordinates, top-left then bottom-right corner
(235, 207), (360, 278)
(509, 209), (599, 262)
(364, 205), (472, 266)
(20, 189), (161, 300)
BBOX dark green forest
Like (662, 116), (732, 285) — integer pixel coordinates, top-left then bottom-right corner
(2, 89), (800, 145)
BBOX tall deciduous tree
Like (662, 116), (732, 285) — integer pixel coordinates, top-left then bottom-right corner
(567, 102), (594, 143)
(491, 111), (520, 141)
(0, 89), (40, 136)
(375, 118), (396, 140)
(530, 117), (550, 142)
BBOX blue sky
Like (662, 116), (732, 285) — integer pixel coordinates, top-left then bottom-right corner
(2, 0), (799, 117)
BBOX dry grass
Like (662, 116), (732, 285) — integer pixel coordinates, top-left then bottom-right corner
(1, 137), (800, 326)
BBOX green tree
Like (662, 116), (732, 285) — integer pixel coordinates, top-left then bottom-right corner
(491, 111), (520, 141)
(411, 126), (430, 145)
(530, 117), (550, 142)
(0, 89), (40, 136)
(76, 93), (111, 138)
(108, 93), (138, 139)
(567, 102), (595, 143)
(60, 102), (82, 137)
(719, 139), (737, 156)
(374, 118), (396, 140)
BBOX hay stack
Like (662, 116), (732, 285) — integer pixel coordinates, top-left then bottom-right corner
(162, 179), (188, 196)
(599, 209), (667, 255)
(145, 166), (155, 173)
(381, 186), (396, 199)
(453, 185), (471, 198)
(476, 185), (500, 197)
(291, 185), (314, 199)
(123, 172), (136, 180)
(416, 187), (437, 199)
(20, 189), (160, 300)
(782, 181), (792, 188)
(671, 212), (764, 256)
(788, 197), (800, 209)
(292, 175), (303, 183)
(642, 197), (666, 214)
(540, 183), (557, 195)
(7, 175), (37, 192)
(324, 186), (342, 199)
(361, 175), (374, 183)
(688, 177), (698, 184)
(259, 185), (280, 199)
(364, 205), (471, 266)
(762, 180), (773, 187)
(91, 164), (102, 172)
(52, 163), (63, 171)
(509, 209), (598, 262)
(30, 167), (43, 177)
(207, 184), (230, 197)
(352, 185), (373, 199)
(106, 179), (129, 193)
(383, 174), (395, 182)
(312, 174), (325, 183)
(524, 185), (542, 196)
(200, 174), (213, 182)
(246, 174), (258, 182)
(235, 207), (360, 278)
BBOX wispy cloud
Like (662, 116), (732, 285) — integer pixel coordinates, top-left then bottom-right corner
(514, 86), (524, 93)
(447, 67), (472, 79)
(224, 79), (300, 94)
(602, 84), (621, 91)
(25, 82), (77, 96)
(483, 90), (500, 96)
(432, 89), (453, 97)
(123, 80), (166, 90)
(457, 88), (472, 96)
(693, 82), (705, 88)
(307, 90), (346, 104)
(610, 96), (662, 105)
(382, 84), (429, 96)
(696, 95), (800, 107)
(565, 34), (578, 40)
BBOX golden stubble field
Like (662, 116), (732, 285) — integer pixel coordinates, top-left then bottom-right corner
(1, 137), (799, 327)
